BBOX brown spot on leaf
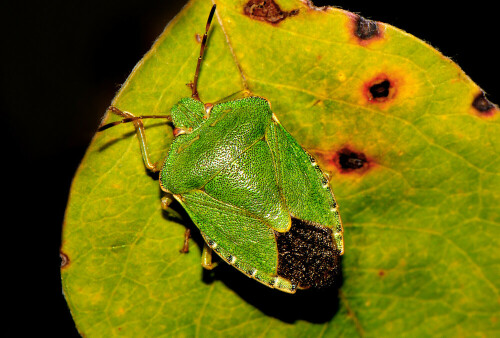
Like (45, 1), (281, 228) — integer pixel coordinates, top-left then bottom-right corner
(369, 79), (390, 99)
(310, 146), (376, 175)
(347, 14), (384, 45)
(364, 74), (397, 103)
(355, 15), (380, 40)
(244, 0), (299, 24)
(472, 91), (497, 117)
(331, 146), (375, 175)
(378, 270), (385, 277)
(195, 33), (202, 43)
(60, 252), (70, 269)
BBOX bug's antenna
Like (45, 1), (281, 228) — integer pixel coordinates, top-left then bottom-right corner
(98, 106), (171, 131)
(191, 4), (216, 101)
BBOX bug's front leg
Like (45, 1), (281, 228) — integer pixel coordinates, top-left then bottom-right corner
(108, 106), (165, 173)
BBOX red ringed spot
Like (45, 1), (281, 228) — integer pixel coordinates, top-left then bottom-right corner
(364, 74), (397, 103)
(472, 91), (497, 117)
(331, 146), (375, 175)
(60, 252), (70, 269)
(243, 0), (299, 24)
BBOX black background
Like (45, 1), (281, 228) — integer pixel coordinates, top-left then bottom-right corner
(1, 0), (497, 336)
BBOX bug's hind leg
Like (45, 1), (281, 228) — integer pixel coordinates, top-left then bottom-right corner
(161, 195), (191, 253)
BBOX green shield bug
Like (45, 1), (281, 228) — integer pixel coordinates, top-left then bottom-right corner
(99, 5), (344, 294)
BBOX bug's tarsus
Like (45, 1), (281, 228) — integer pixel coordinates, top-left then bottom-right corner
(201, 244), (218, 270)
(98, 106), (172, 132)
(191, 4), (217, 101)
(108, 106), (126, 117)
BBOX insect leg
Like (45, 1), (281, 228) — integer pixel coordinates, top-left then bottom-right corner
(106, 106), (165, 172)
(179, 229), (191, 253)
(201, 244), (218, 270)
(160, 195), (174, 210)
(160, 195), (191, 253)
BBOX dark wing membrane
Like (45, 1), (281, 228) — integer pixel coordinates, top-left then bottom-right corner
(275, 217), (340, 288)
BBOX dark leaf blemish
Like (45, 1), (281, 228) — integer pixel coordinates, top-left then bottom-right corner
(311, 146), (375, 175)
(329, 147), (376, 175)
(472, 92), (495, 113)
(60, 252), (70, 268)
(338, 148), (367, 170)
(244, 0), (299, 24)
(355, 15), (380, 40)
(369, 79), (391, 99)
(364, 75), (396, 103)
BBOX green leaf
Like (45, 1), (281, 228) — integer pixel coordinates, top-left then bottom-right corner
(61, 0), (499, 336)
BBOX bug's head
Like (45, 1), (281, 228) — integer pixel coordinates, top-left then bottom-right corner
(167, 4), (217, 134)
(170, 97), (208, 132)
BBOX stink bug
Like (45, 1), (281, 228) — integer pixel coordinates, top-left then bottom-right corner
(99, 5), (344, 294)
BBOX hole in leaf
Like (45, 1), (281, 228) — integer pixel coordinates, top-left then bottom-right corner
(364, 75), (396, 103)
(369, 79), (391, 99)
